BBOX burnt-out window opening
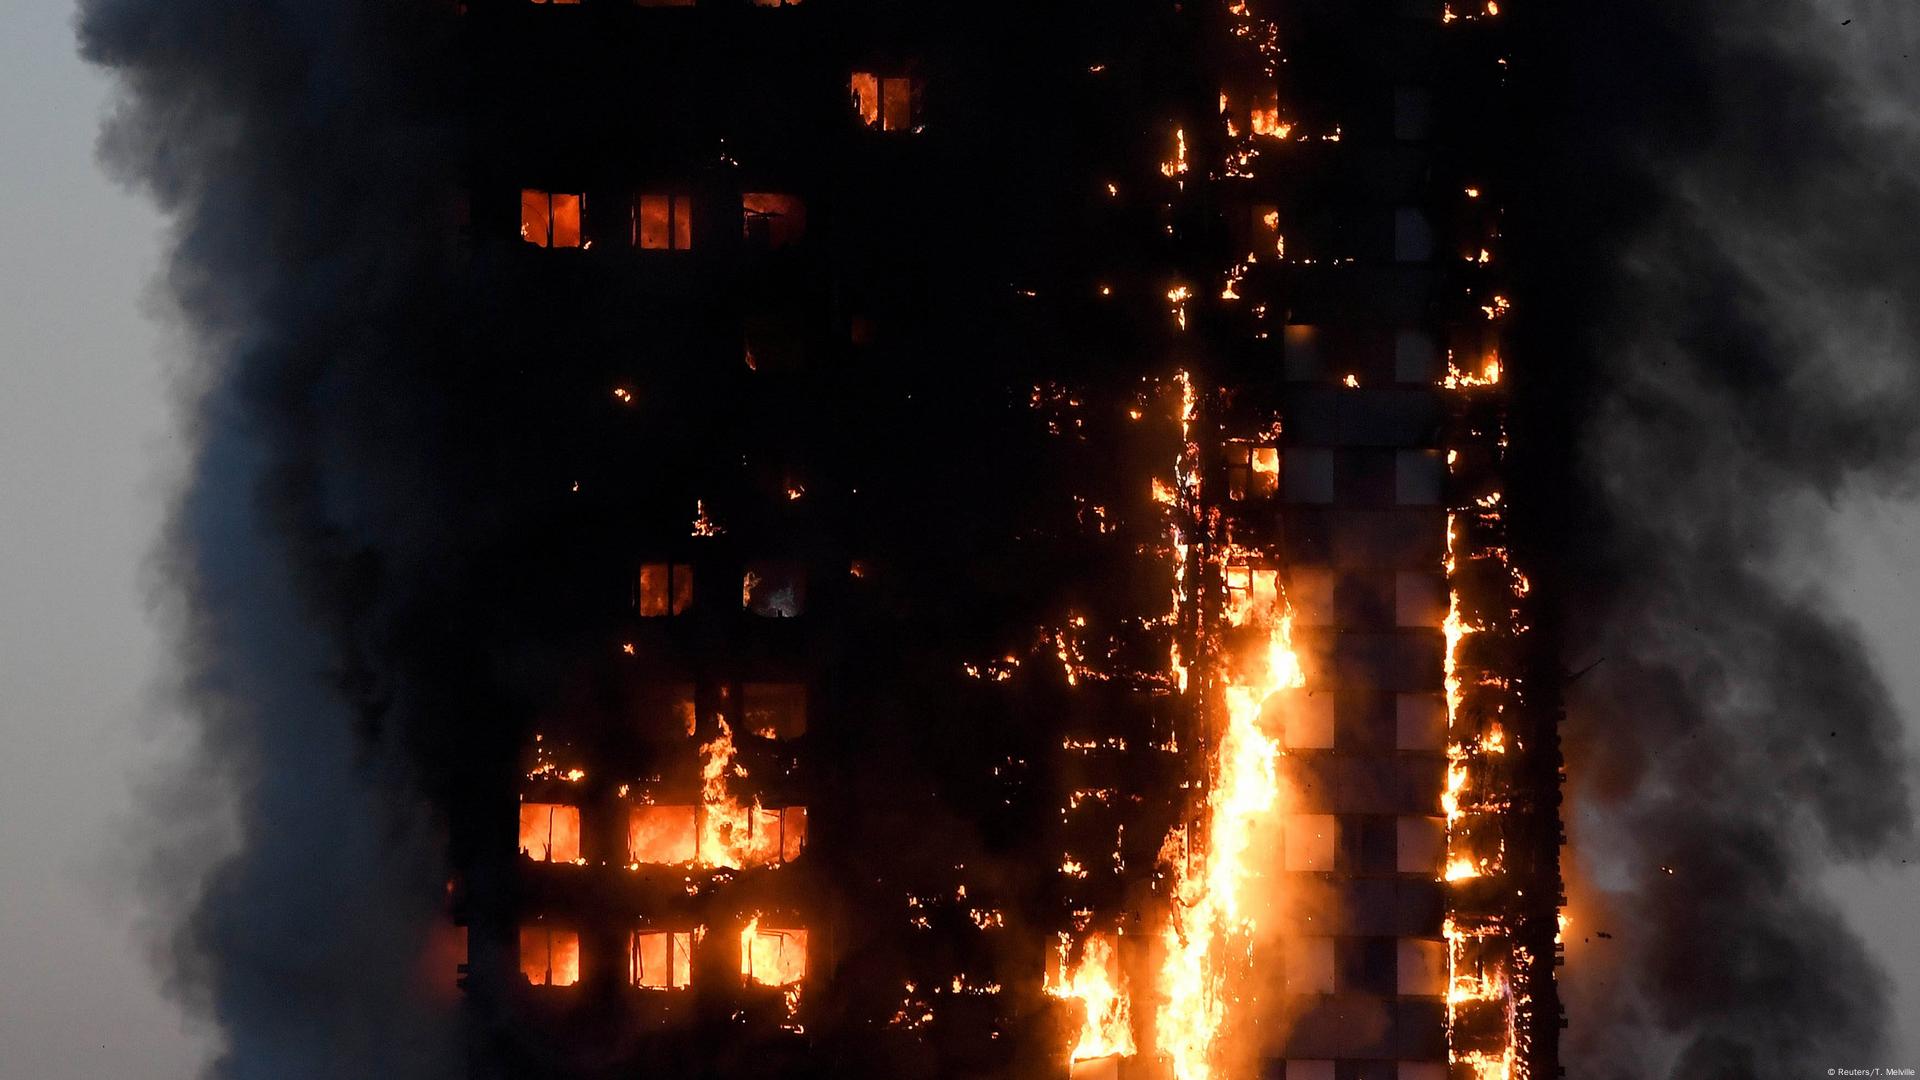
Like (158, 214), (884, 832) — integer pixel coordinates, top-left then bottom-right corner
(850, 73), (920, 132)
(520, 925), (581, 986)
(741, 924), (808, 986)
(742, 682), (807, 738)
(742, 193), (807, 250)
(1225, 441), (1279, 500)
(638, 562), (695, 616)
(629, 930), (694, 989)
(520, 189), (583, 248)
(519, 802), (582, 863)
(634, 194), (693, 251)
(742, 562), (805, 617)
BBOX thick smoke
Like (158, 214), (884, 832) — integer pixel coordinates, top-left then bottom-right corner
(80, 1), (469, 1076)
(1515, 0), (1920, 1074)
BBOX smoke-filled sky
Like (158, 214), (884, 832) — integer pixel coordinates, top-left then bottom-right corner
(0, 0), (1917, 1077)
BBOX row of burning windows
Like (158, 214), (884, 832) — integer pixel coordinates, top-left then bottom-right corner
(521, 191), (807, 251)
(519, 924), (807, 991)
(520, 802), (809, 866)
(637, 561), (806, 619)
(519, 73), (921, 248)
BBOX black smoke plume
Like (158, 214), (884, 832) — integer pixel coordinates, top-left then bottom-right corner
(1512, 1), (1920, 1075)
(80, 1), (472, 1075)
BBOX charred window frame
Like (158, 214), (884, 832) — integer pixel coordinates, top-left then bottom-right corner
(749, 805), (808, 865)
(520, 189), (584, 248)
(633, 194), (693, 251)
(741, 924), (808, 987)
(1225, 440), (1279, 500)
(518, 802), (582, 863)
(742, 562), (805, 617)
(1223, 563), (1279, 627)
(850, 73), (922, 132)
(742, 193), (807, 251)
(519, 924), (581, 987)
(637, 562), (695, 617)
(629, 930), (694, 989)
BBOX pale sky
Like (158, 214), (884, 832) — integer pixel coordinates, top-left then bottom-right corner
(0, 1), (214, 1075)
(0, 0), (1912, 1077)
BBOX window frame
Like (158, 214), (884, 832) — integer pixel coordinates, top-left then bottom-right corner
(633, 193), (694, 251)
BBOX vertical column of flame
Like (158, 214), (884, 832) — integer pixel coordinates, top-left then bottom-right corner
(1443, 350), (1530, 1079)
(699, 718), (755, 870)
(1151, 374), (1302, 1080)
(1154, 610), (1299, 1080)
(1047, 933), (1139, 1061)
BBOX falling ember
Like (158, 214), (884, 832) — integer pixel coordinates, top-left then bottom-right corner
(1047, 932), (1138, 1063)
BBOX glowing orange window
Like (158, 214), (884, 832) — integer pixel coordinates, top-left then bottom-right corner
(638, 562), (694, 617)
(520, 925), (580, 986)
(740, 922), (807, 987)
(518, 803), (581, 863)
(851, 73), (919, 132)
(1248, 87), (1286, 136)
(635, 194), (693, 251)
(629, 930), (694, 989)
(520, 190), (583, 248)
(628, 805), (699, 865)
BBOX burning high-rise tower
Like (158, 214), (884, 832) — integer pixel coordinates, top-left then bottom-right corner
(450, 3), (1560, 1078)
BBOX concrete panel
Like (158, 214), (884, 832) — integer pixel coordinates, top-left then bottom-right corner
(1394, 571), (1447, 627)
(1397, 937), (1447, 996)
(1286, 814), (1337, 871)
(1330, 510), (1446, 569)
(1394, 881), (1446, 937)
(1395, 693), (1446, 750)
(1395, 815), (1445, 875)
(1394, 999), (1448, 1060)
(1286, 936), (1336, 994)
(1282, 689), (1337, 749)
(1394, 449), (1444, 505)
(1284, 995), (1395, 1059)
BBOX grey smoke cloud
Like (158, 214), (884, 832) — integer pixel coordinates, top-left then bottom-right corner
(1532, 1), (1920, 1075)
(79, 0), (466, 1075)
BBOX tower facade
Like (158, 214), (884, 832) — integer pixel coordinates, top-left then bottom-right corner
(449, 3), (1558, 1078)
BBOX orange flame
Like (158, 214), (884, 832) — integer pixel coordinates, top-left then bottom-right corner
(1047, 932), (1138, 1062)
